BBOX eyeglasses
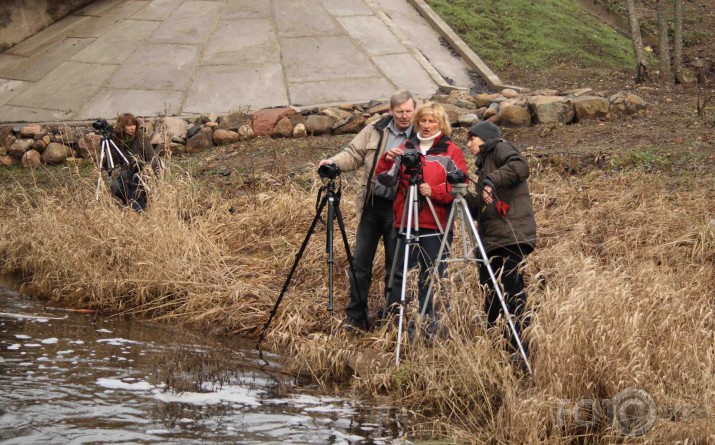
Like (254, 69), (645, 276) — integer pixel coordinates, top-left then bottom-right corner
(393, 110), (413, 116)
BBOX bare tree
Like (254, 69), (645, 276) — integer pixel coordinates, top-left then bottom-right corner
(625, 0), (648, 83)
(657, 0), (672, 81)
(673, 0), (685, 83)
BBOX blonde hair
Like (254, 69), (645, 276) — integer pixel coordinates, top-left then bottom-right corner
(413, 102), (451, 136)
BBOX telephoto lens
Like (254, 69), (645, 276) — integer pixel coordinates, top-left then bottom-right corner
(318, 163), (341, 179)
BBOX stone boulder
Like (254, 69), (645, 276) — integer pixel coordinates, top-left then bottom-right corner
(333, 114), (368, 135)
(31, 139), (47, 153)
(42, 142), (72, 164)
(293, 123), (308, 138)
(1, 155), (18, 166)
(77, 133), (102, 159)
(474, 93), (506, 108)
(151, 117), (189, 144)
(251, 107), (297, 137)
(186, 127), (214, 152)
(238, 125), (254, 140)
(320, 107), (352, 121)
(272, 117), (294, 138)
(305, 115), (335, 135)
(501, 88), (520, 98)
(440, 103), (472, 125)
(53, 125), (81, 145)
(217, 110), (251, 131)
(366, 102), (390, 115)
(20, 124), (43, 138)
(482, 103), (499, 120)
(8, 139), (33, 160)
(499, 105), (531, 128)
(458, 113), (479, 128)
(22, 149), (42, 169)
(528, 96), (575, 124)
(213, 129), (241, 145)
(609, 92), (647, 115)
(572, 96), (609, 120)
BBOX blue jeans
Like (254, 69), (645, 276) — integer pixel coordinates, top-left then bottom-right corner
(345, 197), (396, 323)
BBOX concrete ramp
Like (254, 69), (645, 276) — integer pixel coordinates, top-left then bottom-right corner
(0, 0), (477, 123)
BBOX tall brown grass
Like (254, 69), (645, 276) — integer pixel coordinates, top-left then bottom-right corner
(0, 156), (712, 443)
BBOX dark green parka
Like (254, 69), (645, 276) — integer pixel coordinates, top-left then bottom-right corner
(467, 139), (537, 254)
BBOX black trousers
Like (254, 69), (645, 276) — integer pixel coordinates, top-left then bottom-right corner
(110, 169), (147, 212)
(479, 244), (532, 355)
(345, 197), (395, 323)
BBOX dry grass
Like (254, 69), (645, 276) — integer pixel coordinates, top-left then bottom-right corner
(0, 154), (713, 444)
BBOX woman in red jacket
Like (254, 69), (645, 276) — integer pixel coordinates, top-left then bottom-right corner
(375, 102), (468, 331)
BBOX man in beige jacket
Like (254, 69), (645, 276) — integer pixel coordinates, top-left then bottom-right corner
(319, 90), (416, 330)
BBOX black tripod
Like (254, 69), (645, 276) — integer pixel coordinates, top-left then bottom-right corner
(94, 127), (129, 201)
(422, 182), (532, 374)
(257, 173), (362, 348)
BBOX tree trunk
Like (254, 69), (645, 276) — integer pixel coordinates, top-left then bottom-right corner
(673, 0), (685, 83)
(625, 0), (648, 83)
(657, 0), (672, 81)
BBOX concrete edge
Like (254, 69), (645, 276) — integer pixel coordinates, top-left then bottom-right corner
(406, 0), (528, 93)
(364, 0), (466, 93)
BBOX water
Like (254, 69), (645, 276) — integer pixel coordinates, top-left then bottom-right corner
(0, 279), (407, 444)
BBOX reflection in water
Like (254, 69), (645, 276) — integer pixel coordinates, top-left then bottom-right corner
(0, 280), (407, 444)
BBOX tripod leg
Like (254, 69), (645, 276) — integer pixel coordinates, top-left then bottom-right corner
(396, 185), (419, 364)
(334, 203), (365, 324)
(326, 194), (335, 315)
(95, 142), (108, 202)
(421, 202), (458, 316)
(464, 201), (532, 375)
(257, 195), (328, 348)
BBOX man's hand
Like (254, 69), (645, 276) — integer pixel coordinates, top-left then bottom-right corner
(318, 159), (334, 167)
(483, 185), (494, 204)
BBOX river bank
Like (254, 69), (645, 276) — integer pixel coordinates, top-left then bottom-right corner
(0, 108), (713, 442)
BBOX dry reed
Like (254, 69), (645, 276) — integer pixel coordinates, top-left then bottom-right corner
(0, 155), (712, 444)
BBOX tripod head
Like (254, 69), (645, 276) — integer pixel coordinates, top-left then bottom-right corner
(401, 141), (422, 185)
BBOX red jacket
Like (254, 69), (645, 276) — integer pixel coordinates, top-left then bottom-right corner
(375, 134), (468, 230)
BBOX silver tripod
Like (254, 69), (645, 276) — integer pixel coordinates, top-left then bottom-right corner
(383, 167), (444, 365)
(422, 182), (532, 374)
(94, 133), (130, 201)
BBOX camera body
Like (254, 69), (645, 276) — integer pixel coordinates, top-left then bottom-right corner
(318, 163), (341, 179)
(401, 150), (421, 170)
(92, 118), (113, 133)
(446, 169), (467, 184)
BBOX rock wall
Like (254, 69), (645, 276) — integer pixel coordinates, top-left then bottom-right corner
(0, 0), (94, 52)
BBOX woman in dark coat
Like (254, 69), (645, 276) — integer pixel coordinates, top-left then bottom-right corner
(466, 121), (537, 359)
(109, 113), (159, 211)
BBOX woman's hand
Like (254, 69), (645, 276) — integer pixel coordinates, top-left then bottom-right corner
(483, 185), (494, 204)
(419, 183), (432, 197)
(385, 147), (403, 162)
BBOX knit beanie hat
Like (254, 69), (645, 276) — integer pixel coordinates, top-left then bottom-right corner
(468, 121), (501, 142)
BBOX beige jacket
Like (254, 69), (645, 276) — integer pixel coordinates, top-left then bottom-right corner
(330, 115), (403, 219)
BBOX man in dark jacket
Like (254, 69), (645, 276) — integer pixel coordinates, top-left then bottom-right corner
(318, 90), (416, 330)
(465, 121), (537, 358)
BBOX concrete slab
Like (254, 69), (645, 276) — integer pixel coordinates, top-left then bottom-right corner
(223, 0), (273, 19)
(151, 1), (222, 45)
(373, 53), (438, 95)
(7, 61), (117, 114)
(376, 0), (473, 88)
(71, 20), (160, 64)
(68, 2), (149, 38)
(79, 88), (184, 118)
(288, 77), (395, 106)
(184, 64), (289, 114)
(337, 15), (409, 56)
(281, 36), (379, 82)
(6, 15), (90, 57)
(75, 0), (126, 17)
(0, 38), (94, 82)
(131, 0), (179, 21)
(202, 19), (280, 65)
(108, 43), (202, 91)
(273, 0), (344, 37)
(0, 105), (74, 123)
(0, 79), (30, 107)
(319, 0), (374, 16)
(0, 54), (29, 76)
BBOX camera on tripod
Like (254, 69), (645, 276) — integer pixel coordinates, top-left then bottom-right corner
(92, 118), (113, 133)
(318, 163), (341, 179)
(446, 169), (467, 184)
